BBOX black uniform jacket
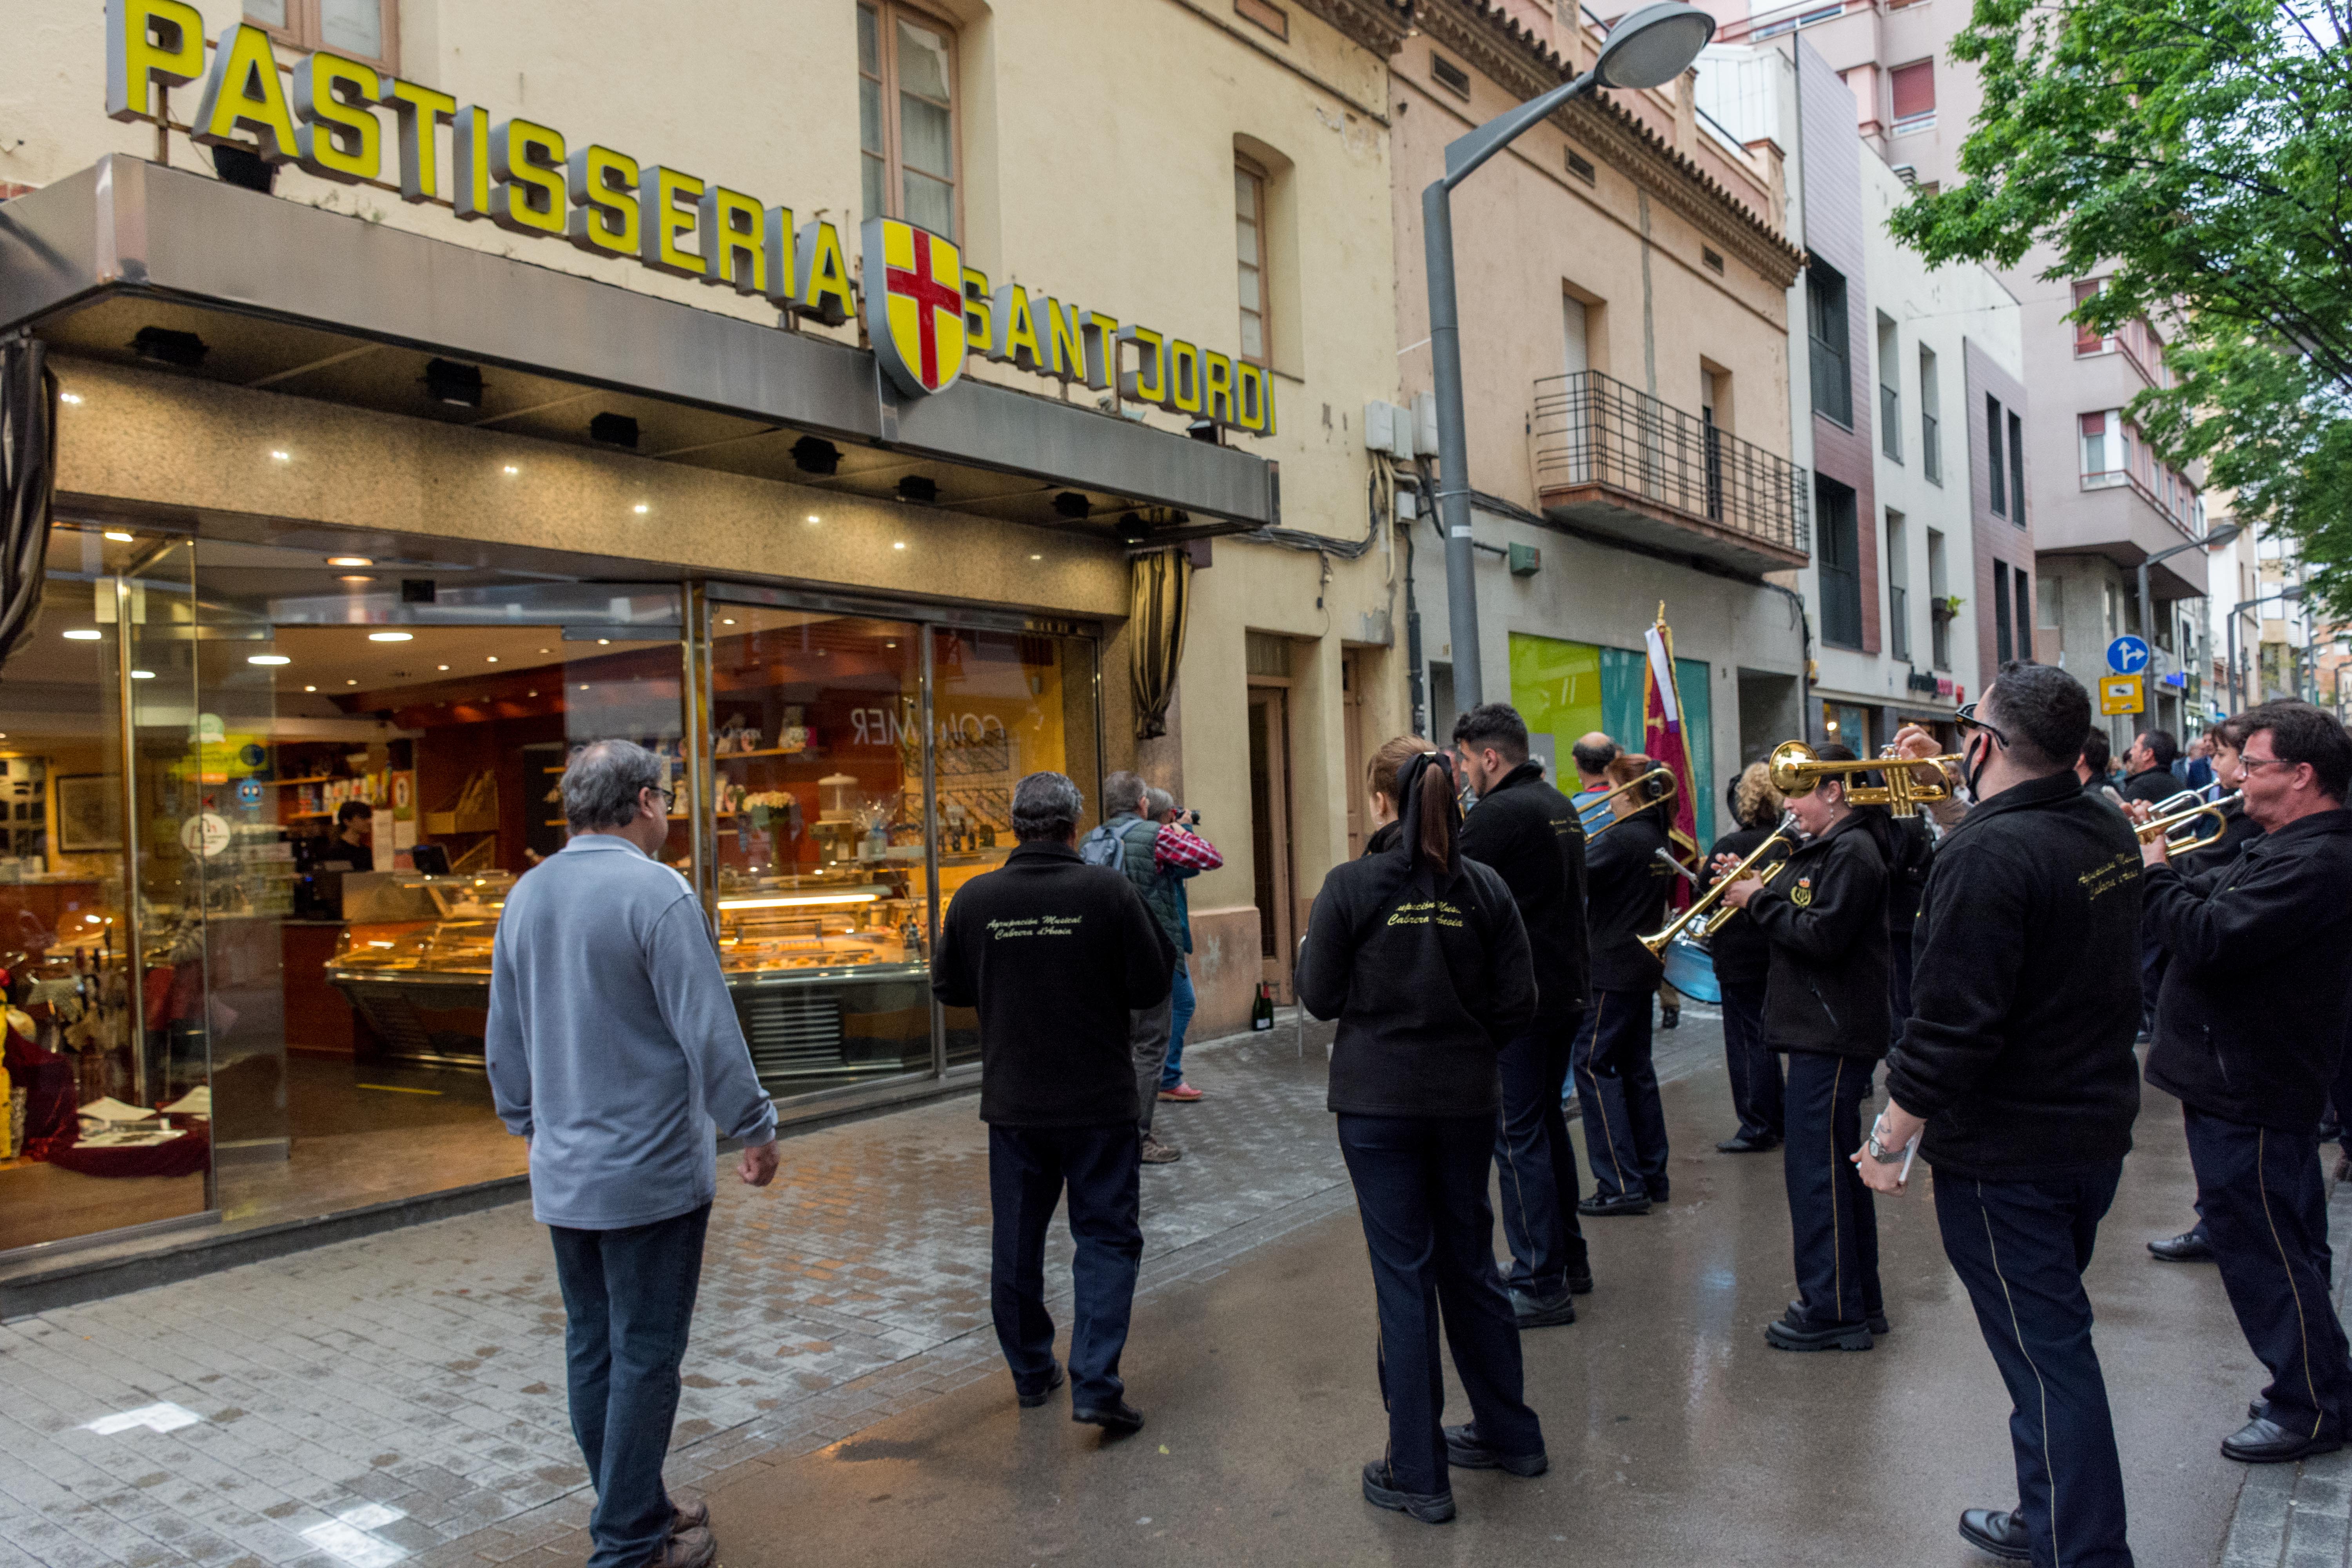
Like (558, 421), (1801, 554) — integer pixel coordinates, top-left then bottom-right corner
(1884, 771), (2145, 1182)
(1742, 812), (1889, 1057)
(2143, 808), (2352, 1132)
(2172, 798), (2261, 879)
(931, 840), (1175, 1127)
(1703, 824), (1778, 987)
(1460, 761), (1591, 1021)
(1298, 839), (1536, 1120)
(1585, 811), (1674, 993)
(2121, 766), (2182, 807)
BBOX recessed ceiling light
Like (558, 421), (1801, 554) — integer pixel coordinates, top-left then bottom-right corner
(486, 655), (499, 663)
(721, 618), (736, 626)
(62, 628), (102, 641)
(304, 684), (316, 691)
(539, 647), (550, 654)
(886, 641), (897, 648)
(345, 678), (358, 685)
(249, 653), (290, 666)
(437, 663), (450, 671)
(58, 392), (84, 406)
(103, 530), (134, 542)
(270, 450), (291, 462)
(129, 669), (154, 679)
(338, 573), (375, 583)
(597, 638), (610, 645)
(503, 465), (519, 475)
(806, 514), (820, 523)
(893, 541), (906, 550)
(633, 503), (649, 515)
(527, 690), (537, 698)
(579, 684), (589, 691)
(368, 631), (414, 642)
(327, 556), (372, 567)
(1029, 553), (1043, 561)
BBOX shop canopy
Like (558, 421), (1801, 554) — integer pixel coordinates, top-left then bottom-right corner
(0, 157), (1273, 544)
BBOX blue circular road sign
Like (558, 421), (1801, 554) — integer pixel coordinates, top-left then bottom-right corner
(2106, 635), (2151, 675)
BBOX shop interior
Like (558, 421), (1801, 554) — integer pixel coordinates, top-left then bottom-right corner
(2, 525), (1099, 1256)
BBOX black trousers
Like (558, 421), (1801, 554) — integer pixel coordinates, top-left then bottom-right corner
(549, 1204), (711, 1568)
(1573, 988), (1670, 1200)
(1338, 1112), (1544, 1496)
(1935, 1165), (2132, 1568)
(1780, 1051), (1879, 1328)
(1718, 976), (1783, 1142)
(1887, 934), (1915, 1045)
(1494, 1013), (1590, 1297)
(987, 1123), (1144, 1410)
(2184, 1108), (2352, 1440)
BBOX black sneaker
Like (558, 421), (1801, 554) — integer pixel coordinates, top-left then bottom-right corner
(1507, 1288), (1576, 1328)
(1578, 1191), (1652, 1217)
(1763, 1304), (1874, 1352)
(1360, 1460), (1455, 1523)
(1444, 1423), (1548, 1476)
(1016, 1362), (1065, 1408)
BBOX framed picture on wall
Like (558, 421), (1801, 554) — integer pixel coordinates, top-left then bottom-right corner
(55, 775), (121, 853)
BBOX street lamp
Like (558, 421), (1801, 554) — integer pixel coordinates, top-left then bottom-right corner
(2227, 583), (2300, 713)
(2132, 523), (2239, 734)
(1423, 1), (1717, 712)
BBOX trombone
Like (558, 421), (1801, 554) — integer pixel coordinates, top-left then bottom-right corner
(1639, 812), (1798, 956)
(2136, 790), (2243, 857)
(1582, 767), (1678, 838)
(1769, 739), (1967, 815)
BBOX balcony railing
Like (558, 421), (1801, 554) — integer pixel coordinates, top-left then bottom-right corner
(1531, 370), (1810, 569)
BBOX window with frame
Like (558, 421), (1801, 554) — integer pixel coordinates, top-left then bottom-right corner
(1236, 159), (1270, 366)
(246, 0), (397, 70)
(858, 2), (959, 241)
(1890, 60), (1935, 133)
(2007, 408), (2026, 523)
(1816, 476), (1864, 649)
(1807, 264), (1853, 428)
(1986, 394), (2007, 517)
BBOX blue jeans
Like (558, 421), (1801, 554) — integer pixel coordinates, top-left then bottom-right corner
(988, 1123), (1144, 1409)
(1159, 962), (1196, 1090)
(548, 1203), (712, 1568)
(1935, 1165), (2133, 1568)
(1494, 1014), (1589, 1296)
(1338, 1113), (1544, 1495)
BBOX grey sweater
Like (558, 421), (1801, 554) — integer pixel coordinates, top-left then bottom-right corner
(486, 835), (777, 1229)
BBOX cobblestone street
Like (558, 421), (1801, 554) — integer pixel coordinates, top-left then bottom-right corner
(3, 1014), (2340, 1567)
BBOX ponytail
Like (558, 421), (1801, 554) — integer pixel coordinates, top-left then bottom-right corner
(1417, 756), (1454, 878)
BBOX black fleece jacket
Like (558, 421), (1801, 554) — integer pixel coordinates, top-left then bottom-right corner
(1298, 844), (1536, 1119)
(931, 840), (1175, 1126)
(2143, 809), (2352, 1132)
(1704, 824), (1778, 986)
(1585, 811), (1674, 993)
(2173, 798), (2262, 879)
(1883, 771), (2145, 1181)
(1743, 812), (1889, 1057)
(1459, 761), (1591, 1020)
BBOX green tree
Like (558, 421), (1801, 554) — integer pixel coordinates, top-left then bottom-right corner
(1888, 0), (2352, 608)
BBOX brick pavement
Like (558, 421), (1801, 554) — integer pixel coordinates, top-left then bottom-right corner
(0, 1012), (1725, 1568)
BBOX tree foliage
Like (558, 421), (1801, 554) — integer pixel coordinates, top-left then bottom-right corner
(1888, 0), (2352, 610)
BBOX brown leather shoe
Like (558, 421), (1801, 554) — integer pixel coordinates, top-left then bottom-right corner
(642, 1526), (715, 1568)
(671, 1499), (709, 1533)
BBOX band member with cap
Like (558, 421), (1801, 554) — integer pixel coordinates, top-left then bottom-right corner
(1717, 744), (1889, 1352)
(1863, 663), (2144, 1567)
(1572, 753), (1678, 1216)
(1298, 747), (1546, 1525)
(1452, 703), (1595, 1327)
(2139, 700), (2352, 1464)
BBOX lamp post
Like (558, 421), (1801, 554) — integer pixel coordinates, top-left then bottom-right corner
(2132, 523), (2239, 734)
(2227, 583), (2300, 712)
(1423, 1), (1716, 713)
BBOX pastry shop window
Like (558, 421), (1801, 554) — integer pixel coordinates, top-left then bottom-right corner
(2, 530), (211, 1254)
(706, 607), (933, 1094)
(930, 626), (1101, 1070)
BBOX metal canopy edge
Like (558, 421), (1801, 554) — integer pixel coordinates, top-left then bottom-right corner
(0, 158), (1275, 530)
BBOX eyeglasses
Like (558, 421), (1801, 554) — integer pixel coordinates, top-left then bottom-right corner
(2238, 754), (2294, 775)
(646, 784), (679, 812)
(1953, 701), (2010, 750)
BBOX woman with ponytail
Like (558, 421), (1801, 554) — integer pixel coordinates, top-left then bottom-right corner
(1296, 746), (1546, 1524)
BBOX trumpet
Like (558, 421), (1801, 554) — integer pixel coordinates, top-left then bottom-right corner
(1769, 739), (1966, 816)
(1582, 767), (1679, 838)
(2136, 790), (2243, 857)
(1639, 813), (1798, 957)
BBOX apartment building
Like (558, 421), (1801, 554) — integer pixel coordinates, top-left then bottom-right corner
(1387, 0), (1811, 842)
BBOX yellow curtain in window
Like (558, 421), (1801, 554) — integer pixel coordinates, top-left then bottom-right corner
(1129, 549), (1192, 740)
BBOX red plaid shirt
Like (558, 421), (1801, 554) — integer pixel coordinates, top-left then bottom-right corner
(1153, 822), (1223, 873)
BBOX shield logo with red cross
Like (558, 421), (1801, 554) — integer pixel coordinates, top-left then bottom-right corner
(861, 218), (967, 399)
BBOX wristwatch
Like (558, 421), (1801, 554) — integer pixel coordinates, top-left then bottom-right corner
(1864, 1123), (1908, 1164)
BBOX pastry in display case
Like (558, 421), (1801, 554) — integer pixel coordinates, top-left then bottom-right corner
(323, 872), (515, 1064)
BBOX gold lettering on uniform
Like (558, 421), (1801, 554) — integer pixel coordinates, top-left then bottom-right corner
(377, 78), (456, 202)
(2078, 850), (2140, 902)
(962, 268), (994, 355)
(105, 0), (204, 123)
(192, 23), (300, 162)
(566, 144), (641, 256)
(489, 118), (567, 236)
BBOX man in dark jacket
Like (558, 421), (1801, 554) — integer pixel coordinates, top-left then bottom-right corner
(2140, 701), (2352, 1464)
(1720, 746), (1889, 1352)
(932, 772), (1175, 1435)
(2119, 728), (2182, 806)
(1573, 758), (1677, 1216)
(1452, 702), (1593, 1328)
(1704, 775), (1787, 1152)
(1867, 664), (2144, 1567)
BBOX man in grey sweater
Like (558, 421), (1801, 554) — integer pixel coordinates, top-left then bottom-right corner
(488, 741), (779, 1568)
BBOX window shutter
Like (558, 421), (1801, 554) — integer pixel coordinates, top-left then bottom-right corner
(1890, 61), (1934, 121)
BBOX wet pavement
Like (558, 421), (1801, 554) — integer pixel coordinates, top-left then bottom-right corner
(0, 1005), (2314, 1568)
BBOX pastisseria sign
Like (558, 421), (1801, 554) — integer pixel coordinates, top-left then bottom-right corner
(104, 0), (1275, 434)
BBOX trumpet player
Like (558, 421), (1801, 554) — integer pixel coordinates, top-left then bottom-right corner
(1706, 765), (1787, 1154)
(2139, 701), (2352, 1465)
(1572, 753), (1677, 1217)
(1713, 744), (1889, 1352)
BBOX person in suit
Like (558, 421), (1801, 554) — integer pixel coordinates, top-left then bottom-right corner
(2140, 701), (2352, 1463)
(931, 772), (1175, 1436)
(1705, 764), (1786, 1154)
(1298, 748), (1545, 1524)
(1717, 744), (1890, 1352)
(1452, 703), (1594, 1328)
(1573, 753), (1677, 1216)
